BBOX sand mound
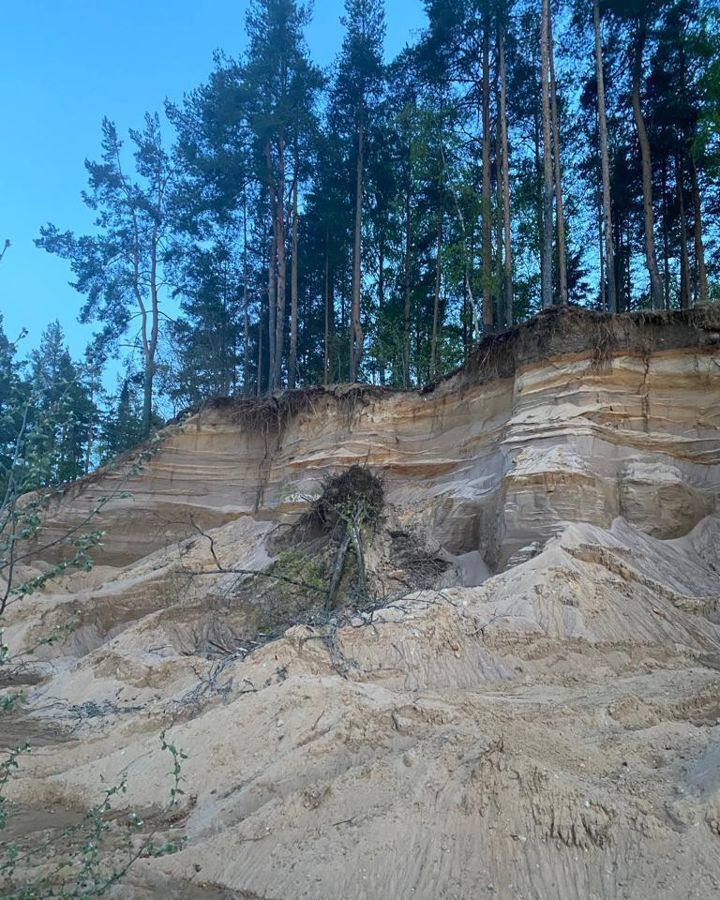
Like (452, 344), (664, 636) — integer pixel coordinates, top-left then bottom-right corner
(2, 512), (720, 899)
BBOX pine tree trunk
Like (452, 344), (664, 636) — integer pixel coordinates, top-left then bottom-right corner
(676, 151), (691, 310)
(499, 25), (513, 327)
(243, 307), (250, 394)
(273, 137), (287, 389)
(625, 217), (633, 304)
(661, 161), (671, 309)
(688, 152), (708, 305)
(533, 113), (544, 300)
(349, 120), (364, 382)
(289, 174), (299, 389)
(142, 363), (153, 437)
(462, 270), (469, 357)
(324, 232), (332, 385)
(267, 229), (276, 393)
(243, 187), (250, 393)
(599, 205), (606, 310)
(593, 0), (616, 313)
(468, 226), (477, 342)
(264, 143), (277, 390)
(377, 232), (386, 385)
(631, 27), (664, 310)
(614, 210), (624, 312)
(402, 178), (412, 389)
(142, 221), (160, 437)
(257, 305), (264, 397)
(495, 113), (503, 319)
(430, 214), (443, 378)
(481, 22), (493, 330)
(548, 5), (567, 305)
(540, 0), (554, 310)
(221, 274), (230, 395)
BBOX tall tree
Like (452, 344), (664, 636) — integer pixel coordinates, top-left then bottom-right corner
(37, 115), (173, 435)
(540, 0), (555, 309)
(627, 6), (666, 308)
(0, 317), (29, 498)
(333, 0), (386, 381)
(99, 377), (146, 463)
(28, 322), (96, 486)
(243, 0), (321, 390)
(168, 60), (255, 395)
(481, 8), (493, 329)
(547, 1), (568, 305)
(593, 0), (617, 312)
(498, 8), (514, 325)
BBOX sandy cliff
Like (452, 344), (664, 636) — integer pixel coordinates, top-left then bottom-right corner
(35, 307), (720, 569)
(3, 307), (720, 899)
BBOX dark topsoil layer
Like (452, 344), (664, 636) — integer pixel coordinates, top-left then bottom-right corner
(200, 305), (720, 429)
(454, 304), (720, 383)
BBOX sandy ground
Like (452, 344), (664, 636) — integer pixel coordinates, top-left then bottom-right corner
(2, 510), (720, 899)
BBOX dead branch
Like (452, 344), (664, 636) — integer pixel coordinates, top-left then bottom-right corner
(187, 518), (323, 594)
(326, 530), (351, 610)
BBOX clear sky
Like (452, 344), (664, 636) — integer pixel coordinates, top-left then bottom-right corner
(0, 0), (427, 360)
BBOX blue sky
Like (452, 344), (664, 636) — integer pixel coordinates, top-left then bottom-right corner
(0, 0), (427, 361)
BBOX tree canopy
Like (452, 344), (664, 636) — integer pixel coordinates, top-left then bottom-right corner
(21, 0), (719, 457)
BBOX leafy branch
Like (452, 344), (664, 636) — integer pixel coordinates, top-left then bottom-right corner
(0, 731), (188, 898)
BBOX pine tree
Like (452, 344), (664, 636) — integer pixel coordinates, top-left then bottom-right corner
(593, 0), (617, 312)
(0, 317), (29, 498)
(98, 378), (146, 463)
(242, 0), (322, 390)
(28, 322), (96, 486)
(35, 0), (720, 420)
(37, 115), (173, 434)
(332, 0), (386, 382)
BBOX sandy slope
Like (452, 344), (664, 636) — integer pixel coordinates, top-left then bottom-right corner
(3, 309), (720, 899)
(2, 513), (720, 899)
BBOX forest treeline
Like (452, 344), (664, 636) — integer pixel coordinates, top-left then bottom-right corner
(2, 0), (720, 486)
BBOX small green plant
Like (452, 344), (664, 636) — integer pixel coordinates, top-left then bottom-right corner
(0, 693), (22, 712)
(270, 549), (329, 597)
(0, 731), (188, 899)
(160, 729), (189, 807)
(0, 742), (30, 831)
(0, 403), (175, 898)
